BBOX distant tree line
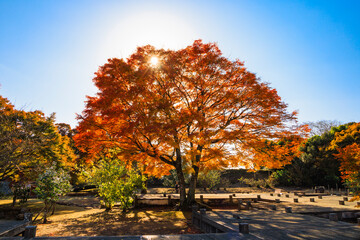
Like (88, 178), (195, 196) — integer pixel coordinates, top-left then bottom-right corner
(272, 120), (360, 198)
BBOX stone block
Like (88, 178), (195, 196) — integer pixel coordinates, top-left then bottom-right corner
(285, 207), (292, 213)
(167, 195), (172, 205)
(246, 201), (251, 210)
(24, 225), (37, 239)
(239, 223), (249, 234)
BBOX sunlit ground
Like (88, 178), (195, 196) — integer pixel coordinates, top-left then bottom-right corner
(0, 198), (197, 237)
(35, 208), (196, 237)
(1, 187), (358, 237)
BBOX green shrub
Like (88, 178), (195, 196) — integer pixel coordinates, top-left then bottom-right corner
(239, 177), (273, 189)
(93, 159), (145, 211)
(270, 170), (293, 186)
(34, 164), (71, 223)
(198, 170), (221, 190)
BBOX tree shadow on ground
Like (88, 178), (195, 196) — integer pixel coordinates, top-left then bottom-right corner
(37, 208), (200, 237)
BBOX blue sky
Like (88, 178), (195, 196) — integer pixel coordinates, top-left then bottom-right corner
(1, 0), (359, 127)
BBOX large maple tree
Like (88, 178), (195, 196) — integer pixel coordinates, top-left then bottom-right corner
(75, 40), (303, 208)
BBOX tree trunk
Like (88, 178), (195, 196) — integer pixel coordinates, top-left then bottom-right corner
(51, 201), (56, 215)
(187, 165), (199, 206)
(174, 147), (189, 210)
(175, 160), (187, 209)
(43, 201), (50, 223)
(12, 195), (16, 207)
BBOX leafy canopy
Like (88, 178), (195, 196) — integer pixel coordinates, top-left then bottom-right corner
(272, 122), (356, 188)
(76, 40), (299, 171)
(329, 122), (360, 198)
(0, 95), (75, 182)
(75, 40), (303, 206)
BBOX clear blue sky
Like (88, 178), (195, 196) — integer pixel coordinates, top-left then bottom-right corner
(1, 0), (359, 127)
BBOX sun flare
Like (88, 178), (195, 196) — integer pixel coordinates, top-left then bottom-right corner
(102, 10), (196, 59)
(150, 56), (159, 67)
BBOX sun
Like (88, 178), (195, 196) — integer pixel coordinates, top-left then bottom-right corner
(102, 9), (196, 59)
(149, 56), (159, 67)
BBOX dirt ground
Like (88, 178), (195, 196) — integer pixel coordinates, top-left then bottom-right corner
(31, 186), (272, 236)
(0, 197), (200, 237)
(1, 187), (357, 237)
(36, 206), (199, 237)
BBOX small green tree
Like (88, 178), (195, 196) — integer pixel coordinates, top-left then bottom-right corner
(34, 164), (71, 223)
(198, 170), (221, 190)
(93, 159), (145, 211)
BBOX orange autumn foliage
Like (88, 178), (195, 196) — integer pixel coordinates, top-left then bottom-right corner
(75, 40), (304, 206)
(330, 122), (360, 197)
(247, 130), (308, 171)
(335, 143), (360, 181)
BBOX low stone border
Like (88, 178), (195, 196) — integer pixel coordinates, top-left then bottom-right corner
(0, 233), (242, 240)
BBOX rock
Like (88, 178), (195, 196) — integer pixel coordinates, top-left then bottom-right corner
(16, 213), (24, 220)
(285, 207), (292, 213)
